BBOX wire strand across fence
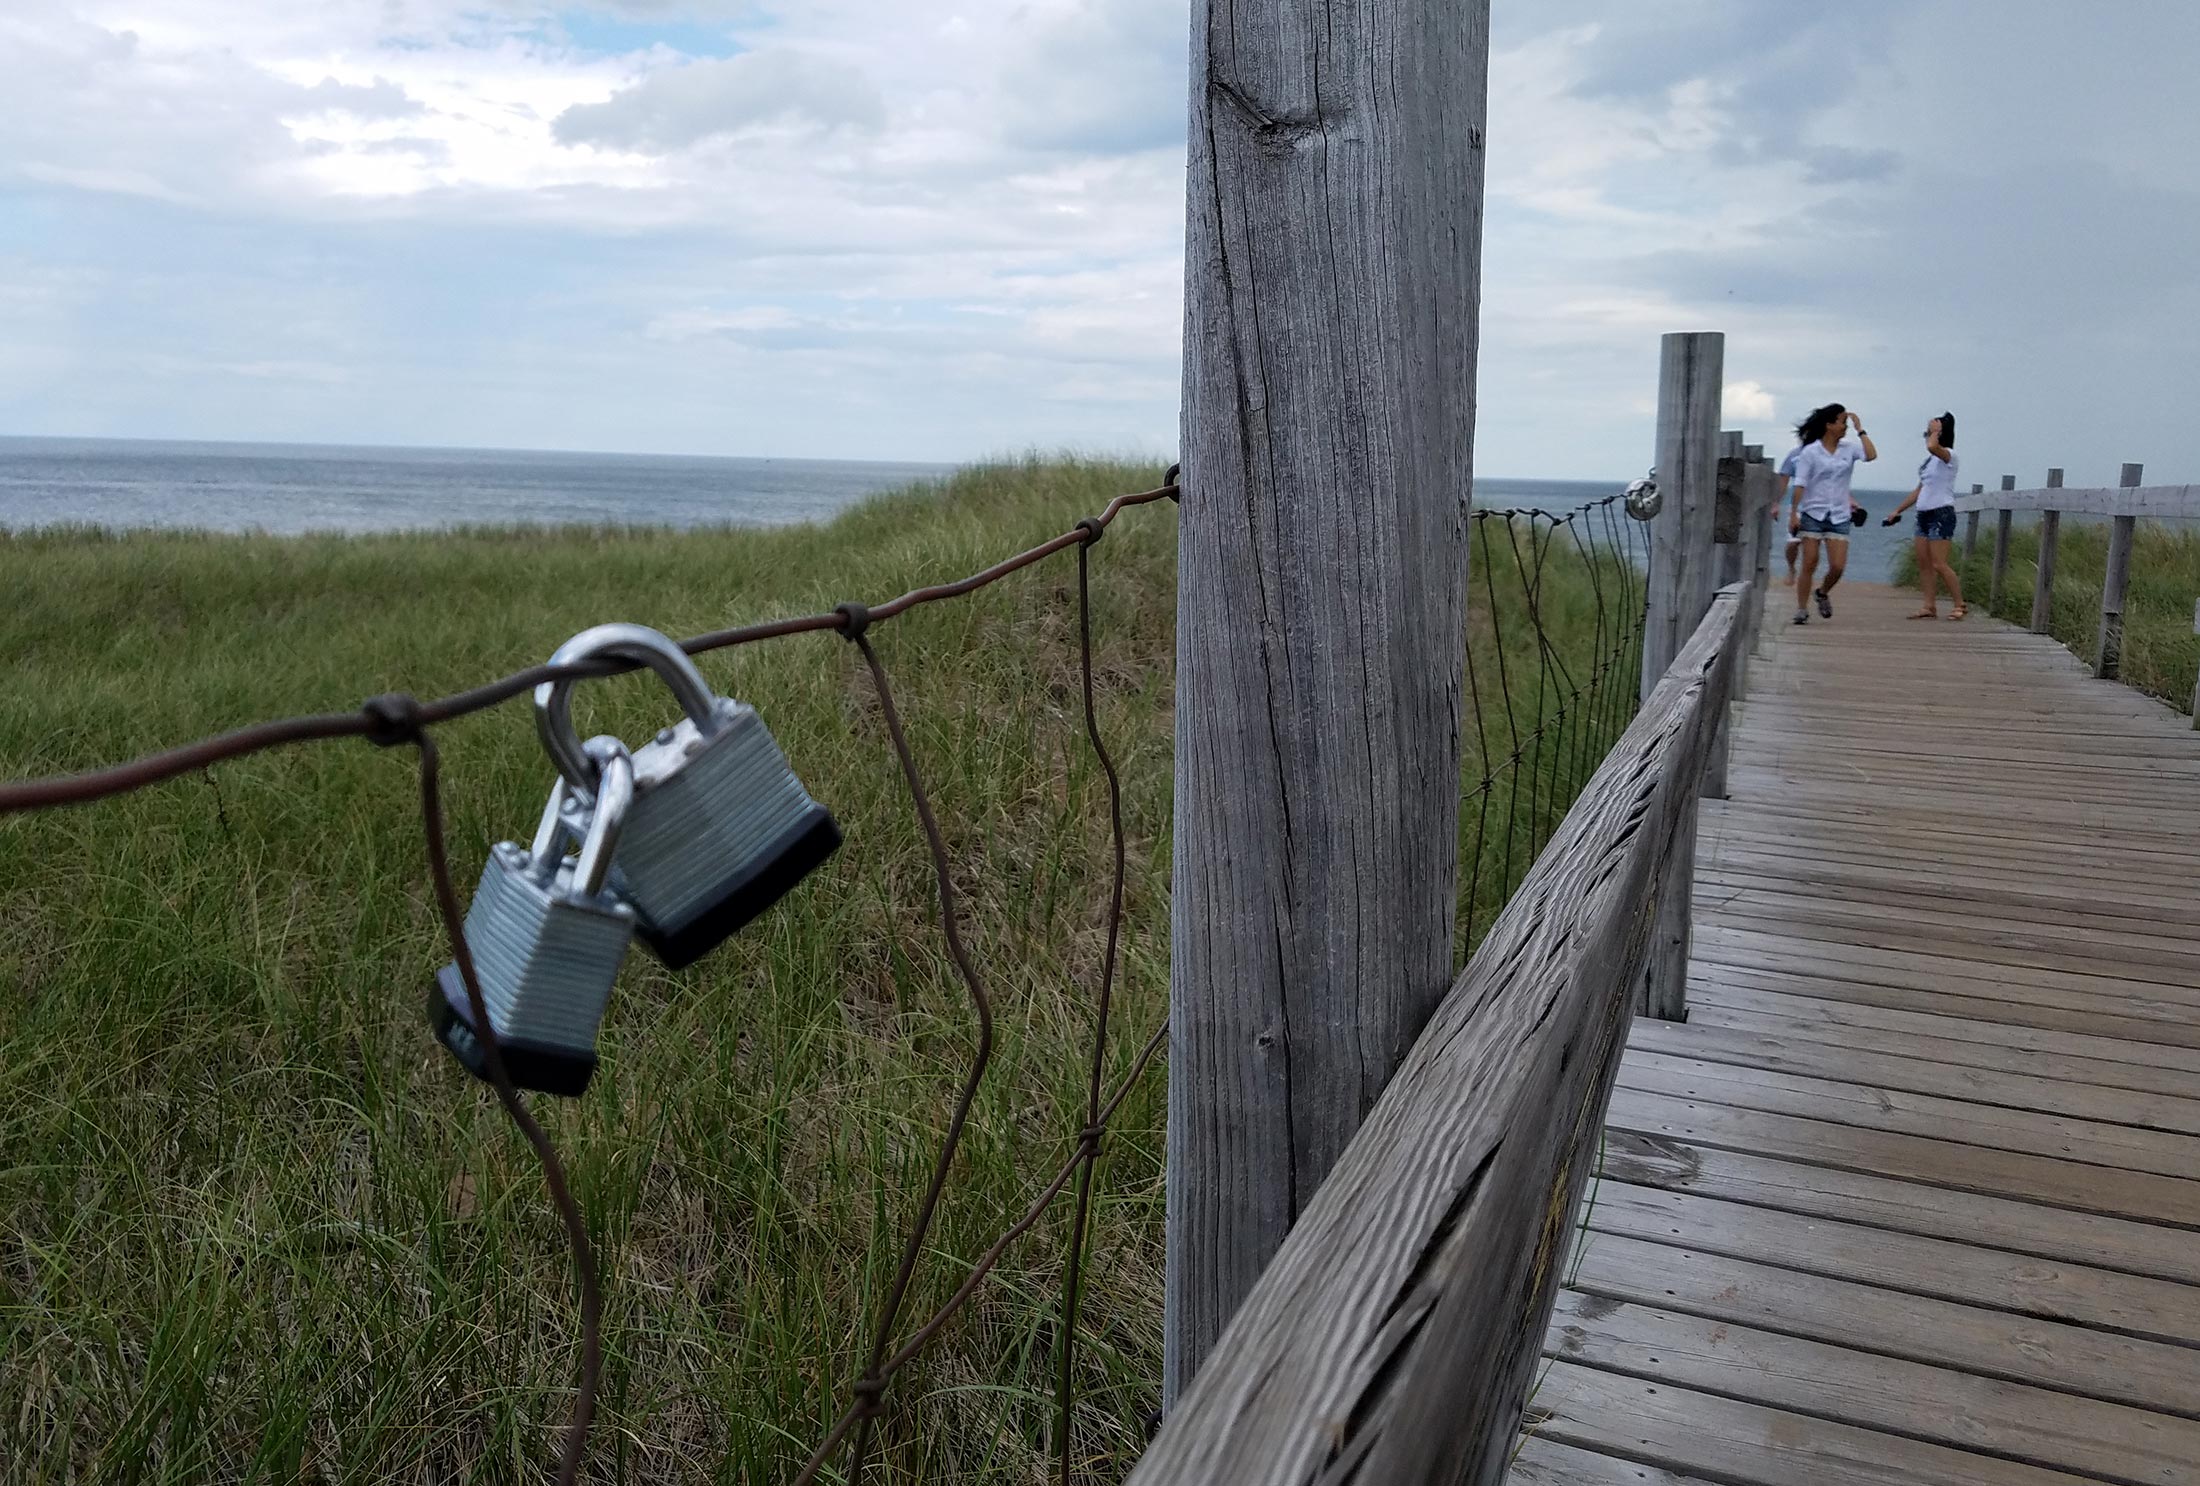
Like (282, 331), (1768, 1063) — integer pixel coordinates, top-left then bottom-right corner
(1, 481), (1647, 1482)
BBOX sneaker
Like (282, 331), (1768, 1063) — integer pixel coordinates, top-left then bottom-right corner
(1792, 609), (1810, 625)
(1814, 588), (1833, 619)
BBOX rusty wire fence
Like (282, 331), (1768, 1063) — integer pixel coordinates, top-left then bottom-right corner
(0, 481), (1646, 1483)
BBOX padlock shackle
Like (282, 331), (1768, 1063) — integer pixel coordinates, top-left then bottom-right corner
(526, 776), (572, 886)
(571, 737), (634, 900)
(533, 622), (725, 791)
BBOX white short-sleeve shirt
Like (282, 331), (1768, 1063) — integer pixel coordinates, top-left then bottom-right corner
(1915, 449), (1960, 510)
(1790, 439), (1867, 519)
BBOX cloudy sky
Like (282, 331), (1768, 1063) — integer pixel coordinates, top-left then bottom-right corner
(3, 0), (2195, 481)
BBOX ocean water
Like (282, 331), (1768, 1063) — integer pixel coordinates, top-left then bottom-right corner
(0, 438), (955, 535)
(0, 440), (1905, 581)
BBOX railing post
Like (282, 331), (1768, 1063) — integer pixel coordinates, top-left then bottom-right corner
(2030, 467), (2064, 634)
(1991, 474), (2015, 610)
(1703, 431), (1746, 801)
(2097, 462), (2142, 678)
(1963, 488), (1982, 563)
(2192, 601), (2200, 728)
(1165, 0), (1490, 1405)
(1635, 332), (1721, 1023)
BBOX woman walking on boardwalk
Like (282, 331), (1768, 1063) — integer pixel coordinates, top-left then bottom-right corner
(1882, 412), (1966, 619)
(1787, 403), (1876, 624)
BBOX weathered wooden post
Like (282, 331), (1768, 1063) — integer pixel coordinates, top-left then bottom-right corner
(1964, 489), (1982, 563)
(1990, 474), (2016, 610)
(1635, 332), (1721, 1021)
(1745, 451), (1774, 657)
(2192, 601), (2200, 727)
(1703, 430), (1746, 800)
(2031, 468), (2064, 634)
(2097, 462), (2142, 679)
(1165, 0), (1490, 1404)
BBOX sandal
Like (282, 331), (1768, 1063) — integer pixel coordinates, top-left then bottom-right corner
(1947, 605), (1968, 620)
(1908, 609), (1938, 620)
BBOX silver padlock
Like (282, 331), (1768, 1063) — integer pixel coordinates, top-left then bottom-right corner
(429, 736), (639, 1096)
(534, 622), (840, 969)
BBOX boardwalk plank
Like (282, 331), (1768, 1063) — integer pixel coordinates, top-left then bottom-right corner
(1546, 1294), (2200, 1484)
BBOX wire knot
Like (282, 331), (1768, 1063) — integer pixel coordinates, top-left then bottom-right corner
(361, 692), (426, 748)
(1078, 1124), (1106, 1156)
(1163, 463), (1181, 502)
(1074, 516), (1105, 547)
(850, 1373), (888, 1419)
(835, 602), (871, 643)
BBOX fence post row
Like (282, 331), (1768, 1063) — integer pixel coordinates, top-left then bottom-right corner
(2096, 462), (2143, 679)
(1163, 0), (1490, 1406)
(1990, 473), (2016, 609)
(2030, 467), (2064, 634)
(1634, 331), (1723, 1023)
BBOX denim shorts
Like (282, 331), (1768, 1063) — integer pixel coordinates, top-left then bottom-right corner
(1798, 512), (1851, 537)
(1916, 506), (1957, 542)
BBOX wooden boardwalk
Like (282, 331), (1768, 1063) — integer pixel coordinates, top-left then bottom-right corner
(1520, 581), (2200, 1485)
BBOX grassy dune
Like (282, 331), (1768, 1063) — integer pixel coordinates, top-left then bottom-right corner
(1911, 519), (2200, 715)
(0, 462), (1637, 1483)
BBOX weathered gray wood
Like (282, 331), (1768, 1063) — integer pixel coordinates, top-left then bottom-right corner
(1991, 475), (2015, 608)
(2096, 462), (2142, 678)
(1580, 1178), (2200, 1344)
(1640, 335), (1724, 703)
(1131, 591), (1744, 1486)
(1955, 482), (2200, 518)
(1532, 1362), (2095, 1486)
(1702, 433), (1749, 801)
(1963, 486), (1982, 560)
(1545, 1294), (2200, 1484)
(2193, 598), (2200, 728)
(1633, 336), (1721, 1025)
(1165, 0), (1491, 1402)
(1565, 1232), (2200, 1417)
(2029, 468), (2063, 634)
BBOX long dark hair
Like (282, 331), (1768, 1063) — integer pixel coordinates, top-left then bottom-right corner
(1937, 411), (1956, 448)
(1796, 403), (1846, 445)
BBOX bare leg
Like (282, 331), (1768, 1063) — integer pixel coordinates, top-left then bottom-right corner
(1820, 538), (1849, 593)
(1913, 534), (1938, 614)
(1784, 537), (1800, 579)
(1794, 535), (1821, 614)
(1930, 537), (1965, 613)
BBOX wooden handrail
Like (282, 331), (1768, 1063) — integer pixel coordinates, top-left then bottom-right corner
(1954, 484), (2200, 518)
(1129, 584), (1749, 1486)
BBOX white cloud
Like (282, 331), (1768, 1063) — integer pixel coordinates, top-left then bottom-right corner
(1724, 380), (1776, 423)
(553, 51), (887, 152)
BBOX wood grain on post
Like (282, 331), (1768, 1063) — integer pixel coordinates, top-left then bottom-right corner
(1166, 0), (1491, 1404)
(2096, 463), (2142, 679)
(1991, 475), (2016, 610)
(1963, 488), (1982, 563)
(1703, 432), (1747, 800)
(1640, 336), (1724, 703)
(1130, 591), (1747, 1486)
(2192, 600), (2200, 728)
(2030, 468), (2063, 634)
(1713, 430), (1746, 587)
(1634, 334), (1720, 1023)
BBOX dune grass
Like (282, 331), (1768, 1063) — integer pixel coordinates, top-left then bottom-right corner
(0, 461), (1639, 1483)
(1911, 518), (2200, 716)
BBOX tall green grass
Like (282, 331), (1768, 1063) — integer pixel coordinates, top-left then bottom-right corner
(1919, 518), (2200, 715)
(1, 463), (1638, 1483)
